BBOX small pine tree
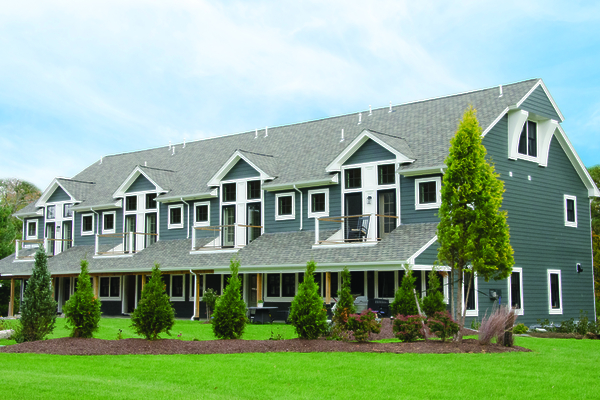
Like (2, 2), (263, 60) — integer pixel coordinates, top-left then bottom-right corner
(422, 269), (446, 317)
(131, 263), (175, 340)
(212, 258), (247, 339)
(16, 246), (57, 342)
(390, 267), (419, 317)
(289, 260), (328, 339)
(63, 259), (102, 338)
(333, 267), (356, 327)
(203, 288), (219, 321)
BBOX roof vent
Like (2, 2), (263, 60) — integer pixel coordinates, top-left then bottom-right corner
(183, 138), (186, 148)
(168, 140), (172, 150)
(358, 113), (362, 125)
(99, 156), (103, 165)
(144, 161), (147, 166)
(389, 101), (392, 113)
(369, 105), (372, 116)
(499, 85), (503, 97)
(265, 126), (268, 138)
(255, 128), (258, 139)
(340, 128), (344, 142)
(172, 146), (175, 156)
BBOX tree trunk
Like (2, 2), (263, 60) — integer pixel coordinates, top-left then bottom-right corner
(449, 270), (455, 320)
(455, 268), (464, 342)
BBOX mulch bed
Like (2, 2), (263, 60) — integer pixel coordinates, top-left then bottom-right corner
(0, 320), (530, 355)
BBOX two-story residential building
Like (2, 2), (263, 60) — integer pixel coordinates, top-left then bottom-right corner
(1, 78), (598, 325)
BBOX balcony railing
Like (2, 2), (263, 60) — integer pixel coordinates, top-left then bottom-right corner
(314, 214), (398, 246)
(15, 238), (73, 259)
(192, 224), (262, 251)
(95, 232), (157, 256)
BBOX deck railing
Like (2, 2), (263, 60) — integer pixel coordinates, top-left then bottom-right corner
(314, 214), (398, 245)
(95, 232), (157, 256)
(192, 223), (262, 251)
(15, 238), (73, 259)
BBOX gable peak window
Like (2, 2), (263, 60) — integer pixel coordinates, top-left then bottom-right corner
(125, 195), (137, 211)
(345, 168), (362, 189)
(223, 183), (236, 202)
(378, 164), (395, 185)
(518, 120), (537, 157)
(46, 205), (55, 220)
(247, 180), (261, 200)
(146, 193), (157, 209)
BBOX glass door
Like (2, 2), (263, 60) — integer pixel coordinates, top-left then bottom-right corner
(145, 213), (157, 248)
(247, 203), (261, 244)
(344, 193), (362, 241)
(222, 205), (236, 247)
(62, 221), (72, 252)
(45, 222), (55, 255)
(125, 215), (136, 253)
(377, 189), (396, 239)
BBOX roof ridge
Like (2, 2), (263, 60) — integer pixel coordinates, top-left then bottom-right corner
(139, 165), (177, 173)
(238, 149), (275, 158)
(58, 178), (95, 184)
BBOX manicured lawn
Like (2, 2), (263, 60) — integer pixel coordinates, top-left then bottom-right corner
(1, 319), (599, 399)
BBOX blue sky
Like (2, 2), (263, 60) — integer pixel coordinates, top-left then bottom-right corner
(1, 1), (599, 190)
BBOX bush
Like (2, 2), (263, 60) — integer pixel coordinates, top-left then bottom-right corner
(422, 270), (446, 317)
(557, 318), (576, 333)
(289, 260), (328, 339)
(203, 288), (219, 321)
(63, 259), (102, 338)
(513, 323), (528, 334)
(130, 263), (175, 340)
(15, 247), (57, 343)
(390, 268), (419, 317)
(333, 267), (356, 328)
(393, 315), (424, 342)
(427, 311), (459, 342)
(478, 305), (517, 346)
(347, 309), (381, 342)
(212, 258), (247, 339)
(576, 311), (591, 335)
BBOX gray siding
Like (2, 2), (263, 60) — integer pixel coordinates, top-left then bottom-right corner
(101, 208), (123, 234)
(73, 211), (98, 246)
(400, 174), (441, 224)
(126, 174), (156, 193)
(224, 159), (260, 180)
(264, 191), (300, 233)
(159, 201), (189, 240)
(344, 139), (395, 165)
(24, 217), (44, 239)
(415, 242), (439, 266)
(47, 186), (71, 202)
(520, 86), (561, 121)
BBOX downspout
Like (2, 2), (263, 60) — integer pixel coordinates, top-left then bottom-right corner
(91, 207), (100, 256)
(181, 198), (190, 239)
(293, 185), (303, 230)
(190, 269), (196, 321)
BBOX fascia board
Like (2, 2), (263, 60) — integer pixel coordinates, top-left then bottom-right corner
(399, 166), (446, 177)
(554, 125), (600, 197)
(112, 167), (163, 198)
(13, 208), (43, 218)
(157, 189), (218, 203)
(516, 79), (565, 122)
(482, 107), (510, 138)
(35, 179), (76, 207)
(71, 200), (122, 212)
(263, 176), (339, 191)
(207, 151), (274, 187)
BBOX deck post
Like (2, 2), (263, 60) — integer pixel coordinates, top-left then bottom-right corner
(8, 278), (15, 317)
(325, 272), (331, 304)
(194, 273), (200, 319)
(257, 273), (262, 302)
(314, 218), (319, 245)
(92, 276), (99, 298)
(141, 275), (146, 292)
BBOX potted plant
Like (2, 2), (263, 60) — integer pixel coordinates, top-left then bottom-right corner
(257, 300), (264, 308)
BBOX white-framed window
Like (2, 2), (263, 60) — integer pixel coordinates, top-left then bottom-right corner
(26, 220), (38, 240)
(63, 204), (73, 218)
(415, 177), (441, 210)
(102, 211), (116, 234)
(308, 189), (329, 218)
(518, 120), (537, 159)
(265, 272), (297, 299)
(275, 193), (295, 220)
(194, 201), (210, 227)
(125, 195), (137, 212)
(168, 204), (184, 229)
(169, 274), (185, 301)
(508, 267), (524, 315)
(99, 276), (121, 300)
(463, 271), (478, 317)
(46, 205), (56, 220)
(548, 269), (562, 315)
(81, 213), (94, 236)
(145, 193), (158, 210)
(564, 195), (577, 228)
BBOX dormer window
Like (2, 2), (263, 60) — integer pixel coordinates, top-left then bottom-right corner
(46, 205), (55, 220)
(125, 195), (137, 211)
(345, 168), (361, 189)
(518, 121), (537, 157)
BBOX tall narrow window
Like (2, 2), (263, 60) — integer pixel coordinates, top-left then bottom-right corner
(548, 270), (562, 314)
(564, 195), (577, 227)
(267, 274), (280, 297)
(510, 268), (523, 313)
(518, 121), (537, 157)
(27, 221), (37, 239)
(223, 183), (236, 202)
(247, 180), (261, 200)
(170, 275), (184, 300)
(464, 272), (477, 316)
(146, 193), (157, 209)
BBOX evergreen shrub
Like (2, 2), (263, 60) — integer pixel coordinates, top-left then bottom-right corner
(289, 260), (328, 339)
(203, 288), (219, 321)
(333, 267), (355, 327)
(512, 323), (528, 334)
(392, 315), (424, 342)
(390, 268), (419, 316)
(212, 258), (247, 339)
(63, 259), (102, 338)
(347, 309), (381, 342)
(426, 311), (459, 342)
(422, 270), (446, 317)
(130, 263), (175, 340)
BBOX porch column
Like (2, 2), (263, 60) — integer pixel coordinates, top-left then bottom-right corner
(325, 272), (331, 304)
(141, 275), (146, 292)
(8, 278), (15, 317)
(194, 274), (200, 319)
(257, 273), (262, 302)
(92, 276), (99, 298)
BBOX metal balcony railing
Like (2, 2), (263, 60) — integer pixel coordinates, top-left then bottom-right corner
(192, 223), (262, 251)
(314, 214), (399, 245)
(95, 232), (157, 256)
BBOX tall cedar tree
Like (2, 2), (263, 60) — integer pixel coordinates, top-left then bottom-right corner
(333, 267), (356, 326)
(212, 258), (247, 339)
(422, 269), (446, 317)
(289, 260), (328, 339)
(130, 263), (175, 340)
(17, 247), (57, 342)
(390, 268), (419, 316)
(437, 107), (514, 340)
(63, 259), (102, 338)
(588, 165), (600, 316)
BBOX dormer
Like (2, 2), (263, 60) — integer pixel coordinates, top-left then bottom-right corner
(113, 166), (171, 198)
(36, 178), (78, 207)
(207, 150), (276, 187)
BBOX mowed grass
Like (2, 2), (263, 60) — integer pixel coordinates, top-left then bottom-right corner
(1, 317), (599, 399)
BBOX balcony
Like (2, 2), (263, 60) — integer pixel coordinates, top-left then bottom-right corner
(313, 214), (398, 248)
(191, 223), (262, 253)
(95, 232), (157, 257)
(15, 238), (73, 260)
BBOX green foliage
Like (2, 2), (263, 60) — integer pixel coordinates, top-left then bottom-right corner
(203, 288), (219, 321)
(347, 309), (381, 342)
(63, 259), (102, 338)
(513, 323), (528, 334)
(588, 165), (600, 235)
(390, 268), (419, 316)
(289, 260), (328, 339)
(392, 314), (424, 342)
(15, 247), (57, 343)
(333, 267), (356, 327)
(212, 258), (247, 339)
(422, 269), (446, 317)
(0, 205), (17, 260)
(437, 107), (514, 331)
(593, 233), (600, 318)
(130, 263), (175, 340)
(426, 311), (459, 342)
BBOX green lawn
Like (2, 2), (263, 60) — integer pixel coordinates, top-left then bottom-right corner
(1, 318), (598, 399)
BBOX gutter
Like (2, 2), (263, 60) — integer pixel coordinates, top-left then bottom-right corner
(399, 165), (447, 177)
(72, 202), (120, 212)
(264, 177), (338, 191)
(293, 185), (303, 230)
(158, 191), (217, 203)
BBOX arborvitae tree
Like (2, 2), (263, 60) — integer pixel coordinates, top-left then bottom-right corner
(289, 260), (328, 339)
(422, 269), (446, 317)
(16, 247), (57, 342)
(437, 106), (514, 340)
(390, 267), (419, 317)
(212, 258), (247, 339)
(131, 263), (175, 340)
(63, 259), (102, 338)
(203, 288), (219, 321)
(333, 267), (356, 327)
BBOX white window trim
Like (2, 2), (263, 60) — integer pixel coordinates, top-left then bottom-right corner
(168, 204), (184, 229)
(63, 203), (74, 219)
(169, 274), (185, 302)
(46, 205), (56, 220)
(275, 192), (295, 221)
(516, 120), (539, 162)
(124, 195), (138, 213)
(564, 194), (577, 228)
(26, 220), (38, 240)
(463, 271), (478, 317)
(81, 213), (95, 236)
(98, 276), (121, 301)
(264, 272), (298, 301)
(507, 267), (524, 316)
(308, 189), (329, 218)
(415, 177), (442, 210)
(102, 211), (116, 234)
(548, 269), (563, 315)
(193, 201), (211, 227)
